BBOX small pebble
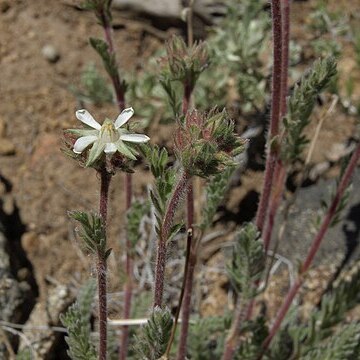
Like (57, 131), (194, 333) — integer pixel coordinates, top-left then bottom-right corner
(0, 139), (15, 155)
(41, 44), (60, 63)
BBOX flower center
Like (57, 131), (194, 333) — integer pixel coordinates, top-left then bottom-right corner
(100, 120), (119, 143)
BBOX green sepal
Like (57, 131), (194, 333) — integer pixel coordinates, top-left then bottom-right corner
(86, 140), (105, 167)
(65, 129), (99, 137)
(116, 141), (137, 160)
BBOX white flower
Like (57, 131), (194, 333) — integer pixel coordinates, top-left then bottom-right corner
(69, 108), (150, 166)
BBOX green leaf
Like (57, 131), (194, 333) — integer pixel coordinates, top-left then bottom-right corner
(201, 167), (234, 230)
(282, 57), (337, 163)
(89, 37), (118, 79)
(69, 211), (106, 255)
(167, 222), (183, 243)
(300, 323), (360, 360)
(133, 307), (173, 360)
(60, 280), (97, 360)
(227, 223), (265, 299)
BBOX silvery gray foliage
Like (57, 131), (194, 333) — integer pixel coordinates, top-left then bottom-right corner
(227, 223), (265, 300)
(69, 211), (111, 258)
(133, 307), (173, 360)
(60, 280), (97, 360)
(196, 0), (269, 111)
(299, 324), (360, 360)
(70, 63), (113, 105)
(282, 57), (337, 164)
(200, 167), (234, 230)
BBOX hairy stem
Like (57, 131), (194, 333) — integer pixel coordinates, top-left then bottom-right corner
(222, 299), (249, 360)
(262, 0), (290, 250)
(177, 258), (196, 358)
(280, 0), (290, 117)
(176, 3), (198, 350)
(260, 143), (360, 356)
(98, 8), (134, 359)
(165, 229), (193, 358)
(154, 172), (191, 307)
(98, 170), (111, 360)
(255, 0), (283, 232)
(100, 9), (125, 110)
(263, 161), (287, 252)
(119, 173), (133, 360)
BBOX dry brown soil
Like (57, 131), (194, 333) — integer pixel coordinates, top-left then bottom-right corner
(0, 0), (359, 349)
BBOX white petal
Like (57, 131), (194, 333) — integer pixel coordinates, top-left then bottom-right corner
(104, 142), (117, 154)
(115, 107), (134, 129)
(75, 109), (101, 130)
(73, 135), (98, 154)
(120, 133), (150, 143)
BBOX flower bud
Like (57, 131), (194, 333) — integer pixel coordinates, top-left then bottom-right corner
(174, 109), (247, 178)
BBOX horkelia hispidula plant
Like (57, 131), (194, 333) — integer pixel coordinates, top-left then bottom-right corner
(65, 107), (150, 170)
(152, 108), (247, 308)
(63, 107), (149, 360)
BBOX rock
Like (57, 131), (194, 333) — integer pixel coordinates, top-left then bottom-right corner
(41, 45), (60, 63)
(272, 169), (360, 271)
(0, 227), (34, 357)
(18, 285), (74, 360)
(114, 0), (181, 19)
(325, 142), (357, 163)
(0, 139), (15, 155)
(0, 181), (37, 358)
(112, 0), (226, 24)
(308, 161), (330, 181)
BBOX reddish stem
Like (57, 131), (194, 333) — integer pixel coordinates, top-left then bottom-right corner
(176, 64), (196, 358)
(262, 0), (290, 251)
(154, 172), (191, 307)
(98, 170), (111, 360)
(280, 0), (290, 117)
(176, 249), (196, 359)
(255, 0), (283, 232)
(182, 82), (192, 115)
(100, 10), (125, 111)
(260, 144), (360, 357)
(119, 173), (133, 360)
(263, 161), (286, 252)
(222, 299), (249, 360)
(98, 9), (133, 359)
(97, 254), (108, 360)
(166, 230), (193, 358)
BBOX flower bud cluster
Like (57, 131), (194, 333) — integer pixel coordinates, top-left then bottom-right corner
(163, 35), (208, 89)
(174, 109), (247, 178)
